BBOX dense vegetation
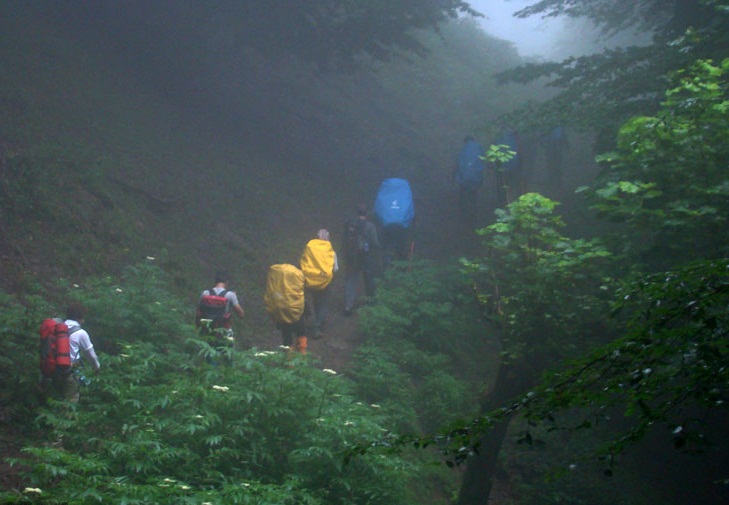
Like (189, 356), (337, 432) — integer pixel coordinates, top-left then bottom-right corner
(1, 0), (728, 504)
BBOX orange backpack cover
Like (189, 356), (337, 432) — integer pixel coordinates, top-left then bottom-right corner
(40, 318), (71, 377)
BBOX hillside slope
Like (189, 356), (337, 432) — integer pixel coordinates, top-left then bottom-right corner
(0, 5), (533, 350)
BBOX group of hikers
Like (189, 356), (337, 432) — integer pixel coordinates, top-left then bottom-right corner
(196, 177), (416, 355)
(39, 128), (568, 401)
(453, 125), (569, 224)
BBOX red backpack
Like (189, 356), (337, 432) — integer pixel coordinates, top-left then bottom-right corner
(39, 318), (72, 378)
(197, 288), (230, 330)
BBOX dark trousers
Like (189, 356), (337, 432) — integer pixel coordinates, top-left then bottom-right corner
(344, 254), (376, 311)
(381, 224), (409, 270)
(279, 318), (306, 347)
(306, 286), (331, 335)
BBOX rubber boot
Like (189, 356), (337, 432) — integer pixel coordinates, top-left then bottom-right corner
(295, 336), (308, 355)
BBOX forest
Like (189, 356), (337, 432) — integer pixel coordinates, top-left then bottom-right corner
(0, 1), (727, 504)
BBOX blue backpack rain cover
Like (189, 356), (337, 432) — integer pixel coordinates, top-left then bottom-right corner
(456, 140), (485, 188)
(374, 178), (415, 228)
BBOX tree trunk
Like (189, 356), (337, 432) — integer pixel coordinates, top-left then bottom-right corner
(457, 361), (535, 505)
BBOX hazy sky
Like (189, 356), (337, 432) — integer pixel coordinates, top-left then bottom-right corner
(469, 0), (567, 59)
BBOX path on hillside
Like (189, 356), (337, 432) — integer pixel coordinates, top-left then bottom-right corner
(257, 137), (598, 371)
(251, 180), (484, 371)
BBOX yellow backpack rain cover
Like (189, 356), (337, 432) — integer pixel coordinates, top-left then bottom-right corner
(264, 264), (305, 324)
(300, 239), (335, 290)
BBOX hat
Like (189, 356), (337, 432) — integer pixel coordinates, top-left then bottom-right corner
(317, 229), (330, 241)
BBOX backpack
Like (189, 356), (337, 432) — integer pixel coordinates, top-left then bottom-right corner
(456, 140), (485, 188)
(300, 239), (336, 291)
(344, 218), (368, 257)
(197, 288), (230, 329)
(264, 264), (305, 324)
(374, 178), (415, 228)
(39, 318), (72, 378)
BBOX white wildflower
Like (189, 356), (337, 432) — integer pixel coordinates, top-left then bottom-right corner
(322, 368), (337, 375)
(73, 283), (80, 288)
(120, 354), (129, 358)
(212, 385), (229, 392)
(23, 488), (42, 494)
(370, 404), (380, 409)
(146, 256), (155, 261)
(163, 478), (175, 483)
(115, 288), (123, 293)
(226, 336), (235, 342)
(179, 485), (190, 490)
(344, 421), (354, 426)
(195, 415), (204, 419)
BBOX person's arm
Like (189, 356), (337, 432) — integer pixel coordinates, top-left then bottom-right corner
(78, 331), (100, 371)
(226, 291), (245, 318)
(85, 347), (101, 372)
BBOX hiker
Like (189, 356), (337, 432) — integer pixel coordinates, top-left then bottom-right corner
(453, 135), (485, 225)
(300, 228), (339, 338)
(263, 264), (308, 353)
(54, 302), (100, 402)
(373, 177), (415, 270)
(343, 203), (380, 315)
(542, 125), (569, 190)
(196, 270), (245, 342)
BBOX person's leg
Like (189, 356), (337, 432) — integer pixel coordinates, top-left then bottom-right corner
(59, 371), (80, 403)
(314, 287), (330, 336)
(363, 254), (376, 299)
(344, 264), (358, 313)
(281, 323), (293, 347)
(381, 226), (395, 270)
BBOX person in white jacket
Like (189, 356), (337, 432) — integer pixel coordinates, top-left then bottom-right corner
(62, 302), (100, 402)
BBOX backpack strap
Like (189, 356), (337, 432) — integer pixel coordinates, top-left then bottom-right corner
(67, 324), (82, 337)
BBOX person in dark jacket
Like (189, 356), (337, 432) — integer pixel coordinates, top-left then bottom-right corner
(343, 204), (380, 315)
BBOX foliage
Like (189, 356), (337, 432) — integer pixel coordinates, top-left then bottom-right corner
(513, 259), (729, 472)
(1, 263), (447, 505)
(0, 291), (54, 429)
(348, 261), (487, 434)
(581, 58), (729, 267)
(463, 192), (614, 364)
(358, 260), (489, 366)
(64, 260), (199, 350)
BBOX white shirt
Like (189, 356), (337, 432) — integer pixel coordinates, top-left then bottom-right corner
(65, 319), (100, 370)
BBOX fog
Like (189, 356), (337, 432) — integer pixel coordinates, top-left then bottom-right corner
(470, 0), (651, 60)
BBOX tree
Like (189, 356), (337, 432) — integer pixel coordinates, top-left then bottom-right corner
(583, 58), (729, 268)
(54, 0), (481, 72)
(455, 193), (613, 504)
(495, 0), (729, 145)
(453, 54), (729, 505)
